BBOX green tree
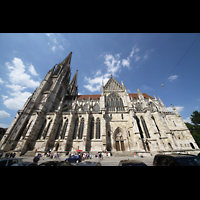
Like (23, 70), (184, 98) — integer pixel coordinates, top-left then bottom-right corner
(191, 110), (200, 133)
(185, 110), (200, 147)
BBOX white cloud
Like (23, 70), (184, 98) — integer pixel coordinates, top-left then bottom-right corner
(58, 45), (64, 50)
(3, 91), (31, 110)
(45, 33), (67, 52)
(104, 54), (121, 76)
(176, 106), (184, 112)
(84, 45), (153, 93)
(95, 70), (101, 77)
(84, 75), (109, 92)
(167, 106), (184, 113)
(2, 95), (8, 101)
(51, 46), (56, 52)
(122, 58), (130, 69)
(45, 33), (52, 37)
(168, 75), (178, 82)
(3, 57), (40, 110)
(183, 117), (191, 123)
(130, 46), (140, 57)
(6, 84), (27, 92)
(0, 78), (4, 84)
(0, 110), (10, 118)
(135, 55), (141, 62)
(6, 57), (40, 88)
(143, 54), (148, 60)
(84, 84), (100, 93)
(28, 64), (39, 76)
(0, 123), (10, 128)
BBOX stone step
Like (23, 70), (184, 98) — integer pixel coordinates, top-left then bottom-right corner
(112, 151), (135, 157)
(22, 151), (36, 157)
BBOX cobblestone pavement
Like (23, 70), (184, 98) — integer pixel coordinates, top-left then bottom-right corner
(19, 155), (154, 166)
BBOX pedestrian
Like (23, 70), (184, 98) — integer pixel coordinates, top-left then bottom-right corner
(33, 155), (40, 164)
(98, 153), (101, 162)
(12, 152), (16, 158)
(0, 152), (3, 158)
(50, 152), (53, 159)
(54, 152), (57, 159)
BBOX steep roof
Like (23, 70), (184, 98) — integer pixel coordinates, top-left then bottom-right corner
(129, 93), (153, 99)
(77, 94), (101, 100)
(65, 93), (153, 100)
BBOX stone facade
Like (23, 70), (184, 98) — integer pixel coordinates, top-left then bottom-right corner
(0, 52), (199, 155)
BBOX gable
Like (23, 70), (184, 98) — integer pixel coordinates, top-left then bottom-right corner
(104, 76), (124, 91)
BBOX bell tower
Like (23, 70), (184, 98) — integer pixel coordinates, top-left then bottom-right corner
(0, 52), (76, 154)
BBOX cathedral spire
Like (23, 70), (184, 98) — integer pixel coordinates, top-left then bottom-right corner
(70, 70), (78, 95)
(171, 104), (181, 117)
(60, 52), (72, 67)
(137, 87), (144, 101)
(158, 96), (168, 112)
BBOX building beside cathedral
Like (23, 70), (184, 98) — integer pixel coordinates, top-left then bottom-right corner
(0, 52), (199, 156)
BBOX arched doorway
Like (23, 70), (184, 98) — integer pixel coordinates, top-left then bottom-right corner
(55, 142), (59, 151)
(114, 128), (125, 151)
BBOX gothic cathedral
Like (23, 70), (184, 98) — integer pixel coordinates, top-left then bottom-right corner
(0, 52), (199, 155)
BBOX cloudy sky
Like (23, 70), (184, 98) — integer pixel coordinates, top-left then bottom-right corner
(0, 33), (200, 128)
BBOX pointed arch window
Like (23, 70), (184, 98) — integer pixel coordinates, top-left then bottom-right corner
(37, 119), (46, 139)
(96, 118), (100, 139)
(55, 119), (63, 140)
(106, 93), (124, 112)
(140, 116), (150, 138)
(78, 118), (84, 139)
(90, 117), (94, 139)
(151, 115), (160, 132)
(61, 119), (68, 139)
(73, 118), (79, 139)
(43, 119), (52, 139)
(134, 115), (146, 151)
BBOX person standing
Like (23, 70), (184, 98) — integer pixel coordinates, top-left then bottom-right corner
(33, 155), (40, 164)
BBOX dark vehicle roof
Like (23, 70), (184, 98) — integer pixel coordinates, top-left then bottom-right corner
(39, 161), (72, 166)
(154, 153), (200, 166)
(155, 153), (198, 158)
(76, 161), (101, 166)
(0, 158), (23, 163)
(119, 160), (147, 166)
(11, 162), (38, 166)
(119, 159), (145, 163)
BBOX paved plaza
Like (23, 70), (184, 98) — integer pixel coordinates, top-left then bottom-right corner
(20, 155), (154, 166)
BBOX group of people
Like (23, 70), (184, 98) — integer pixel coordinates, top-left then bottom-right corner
(0, 152), (16, 158)
(46, 149), (61, 159)
(68, 151), (112, 162)
(69, 152), (92, 160)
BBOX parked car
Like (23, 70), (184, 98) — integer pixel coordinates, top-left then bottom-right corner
(11, 162), (38, 166)
(118, 160), (147, 166)
(0, 158), (23, 166)
(153, 154), (200, 166)
(76, 161), (102, 166)
(39, 161), (72, 166)
(65, 155), (81, 163)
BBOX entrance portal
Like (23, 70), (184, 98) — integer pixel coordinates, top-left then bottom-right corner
(55, 143), (59, 151)
(115, 129), (125, 151)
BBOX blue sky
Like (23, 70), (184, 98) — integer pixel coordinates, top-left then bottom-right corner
(0, 33), (200, 128)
